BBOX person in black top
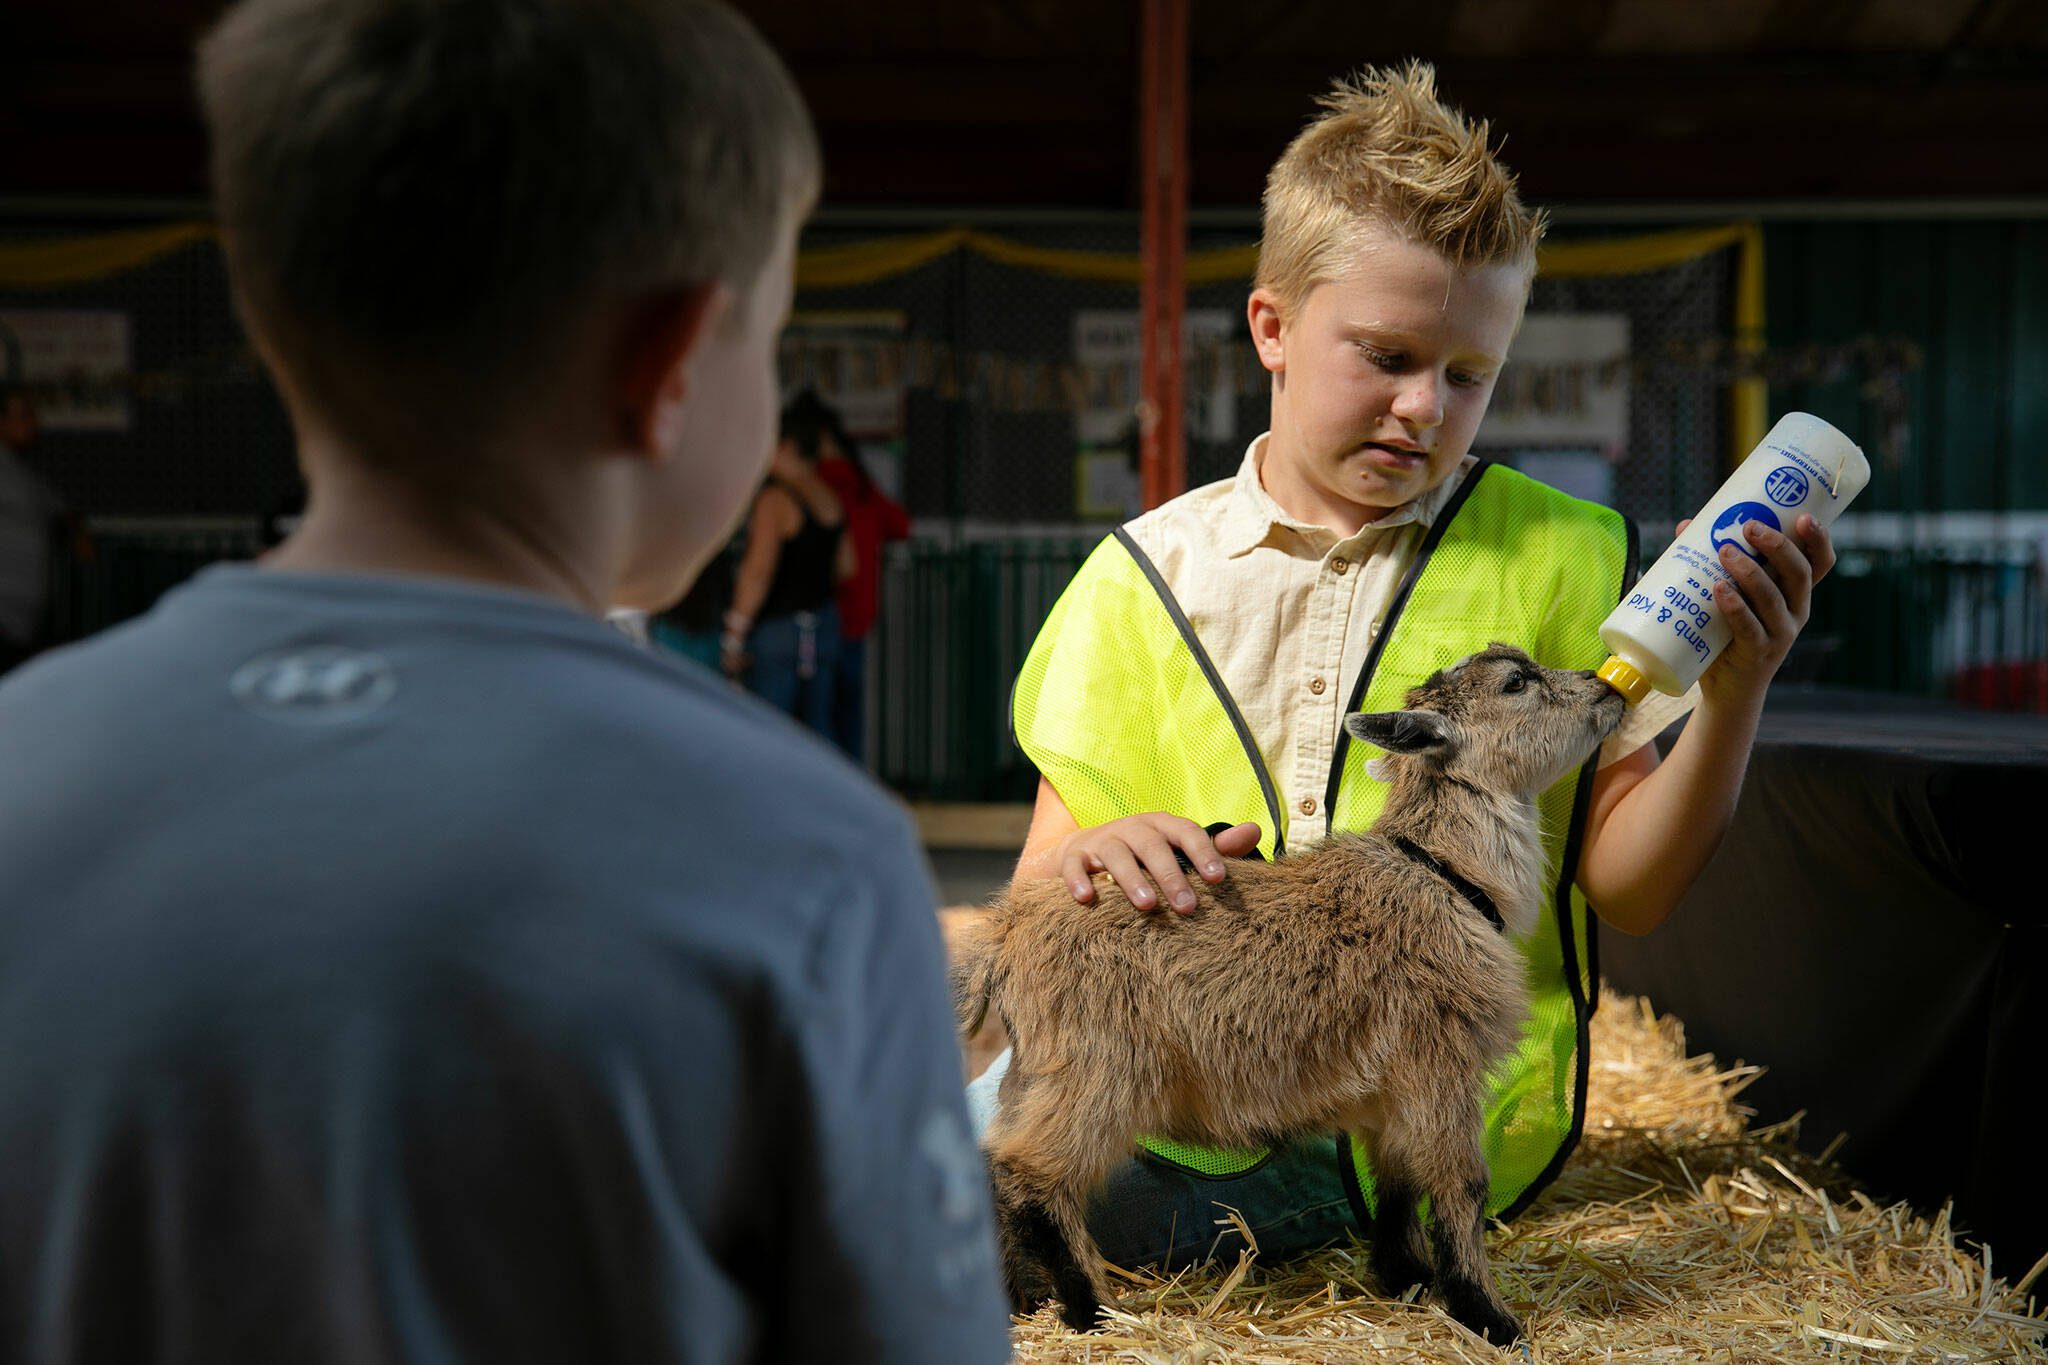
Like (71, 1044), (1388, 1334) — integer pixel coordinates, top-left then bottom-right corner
(723, 399), (854, 736)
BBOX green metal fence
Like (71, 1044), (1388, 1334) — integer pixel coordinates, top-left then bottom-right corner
(866, 534), (2048, 798)
(870, 536), (1095, 801)
(1811, 543), (2047, 708)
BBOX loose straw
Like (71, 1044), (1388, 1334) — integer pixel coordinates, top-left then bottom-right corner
(1004, 990), (2048, 1363)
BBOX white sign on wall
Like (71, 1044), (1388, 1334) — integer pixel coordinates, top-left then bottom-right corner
(0, 309), (133, 432)
(778, 310), (910, 501)
(1476, 313), (1630, 452)
(1072, 308), (1239, 518)
(779, 310), (909, 441)
(1072, 309), (1238, 446)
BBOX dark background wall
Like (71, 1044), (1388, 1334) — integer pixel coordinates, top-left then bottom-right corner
(7, 0), (2048, 207)
(1768, 218), (2048, 516)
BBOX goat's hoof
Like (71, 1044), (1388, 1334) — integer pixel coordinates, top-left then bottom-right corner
(1004, 1275), (1055, 1319)
(1368, 1248), (1432, 1298)
(1460, 1304), (1523, 1347)
(1056, 1301), (1105, 1334)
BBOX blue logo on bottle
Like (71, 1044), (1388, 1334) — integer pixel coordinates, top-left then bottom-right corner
(1763, 465), (1809, 507)
(1710, 503), (1783, 562)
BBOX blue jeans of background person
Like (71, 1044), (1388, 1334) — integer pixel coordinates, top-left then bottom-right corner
(966, 1048), (1354, 1271)
(746, 606), (842, 740)
(831, 633), (868, 763)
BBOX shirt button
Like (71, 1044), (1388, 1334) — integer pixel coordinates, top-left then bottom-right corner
(1309, 676), (1326, 695)
(1299, 797), (1317, 816)
(1331, 558), (1350, 575)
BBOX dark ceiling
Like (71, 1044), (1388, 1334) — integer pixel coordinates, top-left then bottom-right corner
(7, 0), (2048, 213)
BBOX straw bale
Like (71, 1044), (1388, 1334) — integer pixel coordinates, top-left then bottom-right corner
(1001, 989), (2048, 1363)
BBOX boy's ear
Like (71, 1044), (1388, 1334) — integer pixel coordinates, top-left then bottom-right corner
(1246, 288), (1287, 374)
(618, 282), (735, 459)
(1344, 709), (1453, 755)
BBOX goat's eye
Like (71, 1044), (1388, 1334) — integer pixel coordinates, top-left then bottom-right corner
(1502, 673), (1528, 694)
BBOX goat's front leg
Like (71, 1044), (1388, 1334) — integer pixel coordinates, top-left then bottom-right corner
(1376, 1100), (1522, 1345)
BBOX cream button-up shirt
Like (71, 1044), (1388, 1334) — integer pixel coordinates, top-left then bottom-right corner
(1122, 436), (1694, 844)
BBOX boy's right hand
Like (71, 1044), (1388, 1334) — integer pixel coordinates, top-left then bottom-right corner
(1051, 816), (1261, 915)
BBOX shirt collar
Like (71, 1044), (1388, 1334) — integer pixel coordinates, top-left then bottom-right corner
(1218, 433), (1476, 559)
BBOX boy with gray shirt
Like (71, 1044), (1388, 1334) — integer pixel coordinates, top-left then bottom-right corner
(0, 2), (1007, 1360)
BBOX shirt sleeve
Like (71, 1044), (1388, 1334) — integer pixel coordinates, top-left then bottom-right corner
(763, 814), (1012, 1364)
(1599, 682), (1698, 766)
(816, 458), (856, 503)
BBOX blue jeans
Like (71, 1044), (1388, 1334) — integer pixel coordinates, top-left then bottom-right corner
(745, 606), (841, 740)
(830, 633), (867, 763)
(967, 1048), (1356, 1270)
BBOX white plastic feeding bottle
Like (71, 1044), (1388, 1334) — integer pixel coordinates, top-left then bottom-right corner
(1596, 412), (1870, 704)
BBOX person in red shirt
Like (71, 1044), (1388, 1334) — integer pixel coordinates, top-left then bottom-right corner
(808, 392), (910, 764)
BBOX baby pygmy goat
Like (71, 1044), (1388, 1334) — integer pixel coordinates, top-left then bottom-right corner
(955, 645), (1626, 1344)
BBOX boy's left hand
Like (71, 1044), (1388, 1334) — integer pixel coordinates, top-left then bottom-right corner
(1698, 512), (1837, 710)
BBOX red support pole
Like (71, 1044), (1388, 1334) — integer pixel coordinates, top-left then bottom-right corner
(1139, 0), (1188, 510)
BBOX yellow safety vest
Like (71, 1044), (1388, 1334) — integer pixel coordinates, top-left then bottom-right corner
(1012, 460), (1635, 1223)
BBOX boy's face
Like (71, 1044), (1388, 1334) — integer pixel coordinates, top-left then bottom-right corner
(621, 230), (798, 611)
(1251, 222), (1528, 533)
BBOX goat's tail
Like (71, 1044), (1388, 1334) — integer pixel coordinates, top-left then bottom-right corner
(950, 913), (1001, 1039)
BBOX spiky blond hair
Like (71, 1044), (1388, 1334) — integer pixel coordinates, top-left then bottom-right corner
(1255, 61), (1546, 317)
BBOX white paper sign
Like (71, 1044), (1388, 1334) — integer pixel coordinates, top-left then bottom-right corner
(779, 310), (908, 442)
(1477, 313), (1629, 452)
(0, 309), (132, 431)
(1073, 309), (1237, 446)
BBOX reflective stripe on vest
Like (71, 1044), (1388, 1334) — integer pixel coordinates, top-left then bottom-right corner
(1011, 461), (1636, 1217)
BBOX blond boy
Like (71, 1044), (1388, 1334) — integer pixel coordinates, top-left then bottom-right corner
(977, 63), (1833, 1296)
(0, 2), (1008, 1358)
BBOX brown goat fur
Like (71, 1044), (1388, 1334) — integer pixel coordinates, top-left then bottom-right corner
(955, 644), (1627, 1343)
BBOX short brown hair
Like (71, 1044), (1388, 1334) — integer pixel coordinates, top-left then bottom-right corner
(198, 0), (820, 452)
(1255, 61), (1545, 319)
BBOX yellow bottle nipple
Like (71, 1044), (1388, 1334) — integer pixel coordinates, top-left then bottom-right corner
(1597, 655), (1652, 706)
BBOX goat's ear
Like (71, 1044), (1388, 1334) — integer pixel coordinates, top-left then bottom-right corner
(1345, 708), (1452, 755)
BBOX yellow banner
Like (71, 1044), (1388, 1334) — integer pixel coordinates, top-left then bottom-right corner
(0, 222), (218, 289)
(797, 229), (1262, 289)
(798, 221), (1759, 290)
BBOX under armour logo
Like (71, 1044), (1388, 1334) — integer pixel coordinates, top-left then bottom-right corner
(230, 646), (398, 723)
(918, 1108), (984, 1227)
(919, 1107), (997, 1294)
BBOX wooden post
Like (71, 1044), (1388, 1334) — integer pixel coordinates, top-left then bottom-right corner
(1138, 0), (1188, 510)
